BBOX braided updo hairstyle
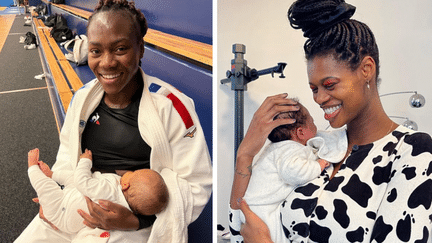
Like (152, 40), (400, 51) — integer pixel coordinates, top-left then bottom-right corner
(87, 0), (148, 42)
(288, 0), (380, 82)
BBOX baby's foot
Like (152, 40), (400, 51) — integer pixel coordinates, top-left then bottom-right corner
(38, 161), (53, 178)
(28, 148), (39, 168)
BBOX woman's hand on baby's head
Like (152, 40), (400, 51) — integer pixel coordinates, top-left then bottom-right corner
(238, 94), (299, 159)
(80, 149), (92, 161)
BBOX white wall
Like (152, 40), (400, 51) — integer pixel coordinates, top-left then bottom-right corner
(216, 0), (432, 228)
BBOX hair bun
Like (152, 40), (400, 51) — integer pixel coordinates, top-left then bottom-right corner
(288, 0), (356, 38)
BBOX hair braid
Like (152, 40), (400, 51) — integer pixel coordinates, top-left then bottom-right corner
(288, 0), (380, 82)
(88, 0), (148, 40)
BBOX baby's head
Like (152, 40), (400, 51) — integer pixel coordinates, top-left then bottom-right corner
(268, 99), (317, 145)
(120, 169), (169, 215)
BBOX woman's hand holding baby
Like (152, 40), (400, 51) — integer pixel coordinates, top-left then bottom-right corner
(78, 197), (139, 230)
(77, 149), (139, 230)
(237, 94), (299, 159)
(240, 199), (273, 243)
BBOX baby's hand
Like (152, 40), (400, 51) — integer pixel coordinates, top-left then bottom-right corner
(318, 159), (330, 171)
(28, 148), (39, 168)
(80, 149), (92, 161)
(39, 161), (53, 178)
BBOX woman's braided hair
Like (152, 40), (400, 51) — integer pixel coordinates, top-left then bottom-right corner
(88, 0), (148, 41)
(288, 0), (380, 81)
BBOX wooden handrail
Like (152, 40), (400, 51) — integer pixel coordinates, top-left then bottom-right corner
(41, 1), (212, 67)
(34, 18), (73, 112)
(54, 3), (92, 19)
(145, 29), (212, 66)
(42, 27), (83, 92)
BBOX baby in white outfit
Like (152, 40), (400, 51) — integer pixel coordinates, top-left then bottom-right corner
(230, 100), (347, 243)
(27, 148), (169, 242)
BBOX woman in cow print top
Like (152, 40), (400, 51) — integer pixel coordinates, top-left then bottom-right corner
(230, 0), (432, 242)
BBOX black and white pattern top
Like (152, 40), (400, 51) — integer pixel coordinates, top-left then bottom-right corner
(281, 125), (432, 243)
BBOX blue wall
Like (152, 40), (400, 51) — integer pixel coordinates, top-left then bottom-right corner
(63, 0), (212, 44)
(0, 0), (13, 6)
(0, 0), (41, 6)
(28, 0), (41, 6)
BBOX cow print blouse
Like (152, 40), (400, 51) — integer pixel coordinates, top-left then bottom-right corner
(281, 125), (432, 242)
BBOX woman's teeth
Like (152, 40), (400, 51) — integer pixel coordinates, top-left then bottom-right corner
(324, 105), (341, 114)
(101, 73), (120, 79)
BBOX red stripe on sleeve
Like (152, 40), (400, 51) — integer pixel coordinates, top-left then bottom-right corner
(166, 93), (194, 129)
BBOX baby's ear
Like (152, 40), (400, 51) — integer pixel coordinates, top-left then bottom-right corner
(122, 182), (130, 192)
(296, 127), (305, 138)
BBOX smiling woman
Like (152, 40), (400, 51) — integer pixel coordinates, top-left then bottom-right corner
(87, 10), (144, 109)
(227, 0), (432, 242)
(307, 54), (380, 134)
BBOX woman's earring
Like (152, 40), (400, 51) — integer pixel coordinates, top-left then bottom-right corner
(367, 81), (370, 90)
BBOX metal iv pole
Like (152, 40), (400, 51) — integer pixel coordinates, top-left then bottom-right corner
(221, 43), (287, 162)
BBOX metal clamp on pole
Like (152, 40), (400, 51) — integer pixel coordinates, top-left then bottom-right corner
(221, 43), (287, 162)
